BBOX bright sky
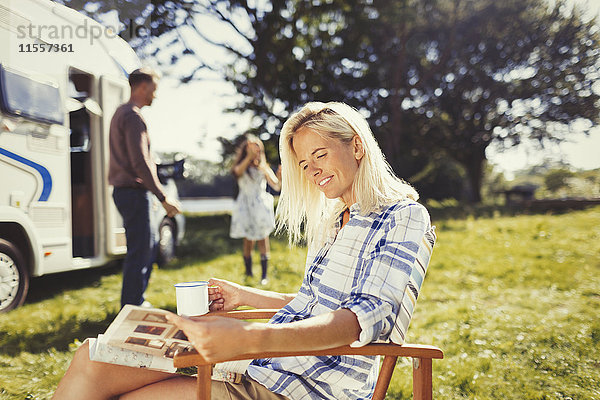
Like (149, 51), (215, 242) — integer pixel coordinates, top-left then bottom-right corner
(141, 76), (250, 161)
(141, 0), (600, 178)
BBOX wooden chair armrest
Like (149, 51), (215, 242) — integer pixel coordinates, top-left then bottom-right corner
(177, 309), (444, 400)
(189, 309), (279, 321)
(174, 343), (443, 368)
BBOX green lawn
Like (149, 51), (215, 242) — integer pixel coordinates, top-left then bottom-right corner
(1, 208), (599, 399)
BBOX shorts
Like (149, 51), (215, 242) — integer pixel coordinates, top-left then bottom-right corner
(211, 375), (288, 400)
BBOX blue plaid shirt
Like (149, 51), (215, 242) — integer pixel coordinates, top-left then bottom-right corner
(247, 200), (431, 400)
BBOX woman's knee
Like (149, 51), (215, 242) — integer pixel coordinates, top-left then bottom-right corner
(69, 341), (103, 380)
(71, 341), (91, 367)
(53, 341), (97, 399)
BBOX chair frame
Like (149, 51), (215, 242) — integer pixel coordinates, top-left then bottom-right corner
(174, 309), (443, 400)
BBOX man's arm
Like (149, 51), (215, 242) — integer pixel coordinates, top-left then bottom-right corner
(122, 114), (181, 216)
(160, 198), (181, 218)
(122, 114), (167, 202)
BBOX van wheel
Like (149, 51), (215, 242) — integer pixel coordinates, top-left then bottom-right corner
(157, 219), (176, 266)
(0, 239), (29, 312)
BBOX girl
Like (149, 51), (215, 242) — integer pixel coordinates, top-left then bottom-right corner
(230, 135), (281, 284)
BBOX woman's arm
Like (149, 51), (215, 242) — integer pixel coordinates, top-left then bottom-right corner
(232, 153), (255, 178)
(208, 278), (295, 311)
(166, 309), (360, 363)
(260, 163), (281, 192)
(257, 151), (280, 191)
(255, 308), (360, 351)
(232, 143), (260, 178)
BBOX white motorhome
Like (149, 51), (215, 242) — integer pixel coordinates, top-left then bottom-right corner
(0, 0), (185, 311)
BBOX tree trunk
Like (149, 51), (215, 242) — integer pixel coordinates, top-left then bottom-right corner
(463, 154), (485, 204)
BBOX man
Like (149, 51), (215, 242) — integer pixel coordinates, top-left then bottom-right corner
(108, 67), (181, 308)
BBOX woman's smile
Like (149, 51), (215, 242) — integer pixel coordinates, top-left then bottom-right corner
(318, 176), (333, 187)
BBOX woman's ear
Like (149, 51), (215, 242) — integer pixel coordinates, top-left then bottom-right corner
(353, 136), (365, 161)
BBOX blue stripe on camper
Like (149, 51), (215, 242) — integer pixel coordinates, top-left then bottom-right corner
(0, 147), (52, 201)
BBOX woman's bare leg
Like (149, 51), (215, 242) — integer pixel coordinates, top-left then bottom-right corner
(118, 376), (196, 400)
(242, 238), (254, 258)
(257, 238), (269, 256)
(118, 376), (289, 400)
(52, 341), (177, 400)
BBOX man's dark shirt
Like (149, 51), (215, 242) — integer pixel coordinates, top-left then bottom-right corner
(108, 102), (166, 202)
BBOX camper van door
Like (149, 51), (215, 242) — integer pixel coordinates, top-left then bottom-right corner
(99, 75), (129, 256)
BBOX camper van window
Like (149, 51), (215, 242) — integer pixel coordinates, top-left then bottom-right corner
(0, 65), (64, 125)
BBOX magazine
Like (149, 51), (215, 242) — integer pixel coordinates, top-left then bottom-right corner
(87, 304), (251, 377)
(88, 305), (193, 373)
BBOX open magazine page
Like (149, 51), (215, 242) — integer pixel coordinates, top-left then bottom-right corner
(88, 304), (252, 377)
(88, 305), (192, 373)
(102, 305), (194, 361)
(88, 334), (176, 373)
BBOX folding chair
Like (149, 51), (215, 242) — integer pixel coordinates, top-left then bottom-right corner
(175, 228), (442, 400)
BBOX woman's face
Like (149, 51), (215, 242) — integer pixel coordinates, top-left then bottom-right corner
(292, 126), (363, 207)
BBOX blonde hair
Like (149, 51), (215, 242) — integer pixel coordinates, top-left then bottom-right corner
(276, 101), (418, 247)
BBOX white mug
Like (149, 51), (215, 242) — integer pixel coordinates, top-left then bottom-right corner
(174, 281), (211, 316)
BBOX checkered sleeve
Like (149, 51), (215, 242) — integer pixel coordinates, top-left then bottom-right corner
(342, 203), (430, 347)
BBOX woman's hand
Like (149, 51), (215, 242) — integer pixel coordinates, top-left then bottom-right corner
(246, 142), (261, 160)
(208, 278), (243, 311)
(166, 313), (258, 363)
(257, 152), (270, 172)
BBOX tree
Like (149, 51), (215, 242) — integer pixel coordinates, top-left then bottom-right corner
(210, 0), (600, 202)
(410, 0), (600, 202)
(58, 0), (600, 202)
(319, 0), (600, 202)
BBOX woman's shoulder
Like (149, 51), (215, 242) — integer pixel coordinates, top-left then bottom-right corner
(352, 199), (429, 224)
(383, 198), (428, 216)
(378, 199), (430, 228)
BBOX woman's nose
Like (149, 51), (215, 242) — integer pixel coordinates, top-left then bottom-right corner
(307, 165), (320, 177)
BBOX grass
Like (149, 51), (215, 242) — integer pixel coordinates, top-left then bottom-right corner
(1, 208), (599, 399)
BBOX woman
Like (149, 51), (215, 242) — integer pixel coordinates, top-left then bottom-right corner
(230, 135), (281, 284)
(52, 102), (431, 400)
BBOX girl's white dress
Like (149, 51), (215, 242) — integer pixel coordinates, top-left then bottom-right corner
(229, 167), (275, 240)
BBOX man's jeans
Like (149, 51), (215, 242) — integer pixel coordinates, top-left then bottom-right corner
(112, 187), (157, 307)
